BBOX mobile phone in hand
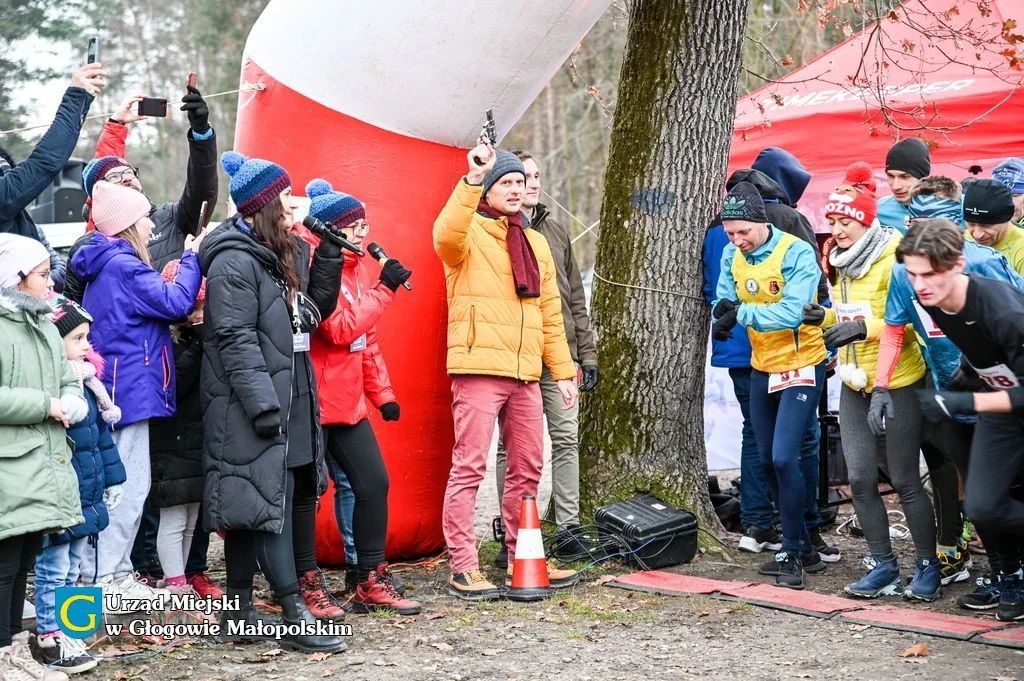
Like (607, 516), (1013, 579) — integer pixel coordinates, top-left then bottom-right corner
(87, 37), (101, 64)
(187, 72), (198, 89)
(137, 97), (168, 117)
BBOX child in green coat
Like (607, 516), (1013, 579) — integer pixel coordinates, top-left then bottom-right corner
(0, 234), (87, 681)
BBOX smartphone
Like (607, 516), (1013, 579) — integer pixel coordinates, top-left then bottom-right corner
(137, 97), (168, 118)
(87, 37), (100, 64)
(187, 72), (198, 89)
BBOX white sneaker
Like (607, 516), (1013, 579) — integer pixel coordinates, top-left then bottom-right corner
(3, 633), (69, 681)
(100, 573), (169, 613)
(35, 634), (97, 675)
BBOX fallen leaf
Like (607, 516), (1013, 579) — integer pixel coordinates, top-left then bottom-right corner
(481, 649), (505, 657)
(259, 649), (284, 658)
(594, 575), (616, 586)
(698, 611), (710, 618)
(425, 612), (446, 620)
(431, 642), (454, 653)
(321, 670), (335, 678)
(899, 643), (929, 658)
(850, 624), (870, 632)
(781, 55), (794, 66)
(308, 652), (331, 662)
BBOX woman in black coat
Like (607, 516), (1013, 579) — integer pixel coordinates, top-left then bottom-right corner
(198, 152), (344, 654)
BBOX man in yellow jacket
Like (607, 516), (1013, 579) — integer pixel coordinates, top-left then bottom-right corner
(434, 139), (579, 601)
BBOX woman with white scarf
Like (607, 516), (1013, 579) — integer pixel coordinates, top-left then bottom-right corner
(813, 162), (940, 601)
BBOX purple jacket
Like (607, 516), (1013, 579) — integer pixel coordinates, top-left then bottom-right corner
(70, 233), (202, 427)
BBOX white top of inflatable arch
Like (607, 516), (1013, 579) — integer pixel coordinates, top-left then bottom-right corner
(243, 0), (611, 148)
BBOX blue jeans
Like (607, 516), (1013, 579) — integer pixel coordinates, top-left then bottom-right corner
(327, 455), (358, 565)
(34, 537), (87, 635)
(749, 364), (826, 554)
(729, 367), (823, 530)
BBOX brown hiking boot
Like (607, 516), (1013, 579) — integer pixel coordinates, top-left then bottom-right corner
(506, 562), (580, 589)
(298, 569), (345, 620)
(351, 564), (422, 615)
(448, 569), (501, 601)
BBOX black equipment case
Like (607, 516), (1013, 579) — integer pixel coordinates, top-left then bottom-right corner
(595, 494), (698, 569)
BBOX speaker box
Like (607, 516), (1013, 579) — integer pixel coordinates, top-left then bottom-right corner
(595, 494), (698, 569)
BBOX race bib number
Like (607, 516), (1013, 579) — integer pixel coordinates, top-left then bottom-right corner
(835, 301), (872, 345)
(768, 365), (817, 393)
(350, 334), (367, 352)
(912, 301), (945, 339)
(972, 362), (1020, 391)
(293, 332), (310, 353)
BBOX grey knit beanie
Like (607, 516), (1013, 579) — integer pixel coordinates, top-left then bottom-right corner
(483, 150), (526, 196)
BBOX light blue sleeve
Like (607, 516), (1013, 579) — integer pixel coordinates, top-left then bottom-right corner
(735, 241), (817, 332)
(712, 244), (739, 312)
(970, 249), (1024, 290)
(883, 264), (914, 326)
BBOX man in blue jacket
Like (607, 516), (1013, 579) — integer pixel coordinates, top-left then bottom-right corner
(0, 63), (106, 292)
(704, 153), (838, 563)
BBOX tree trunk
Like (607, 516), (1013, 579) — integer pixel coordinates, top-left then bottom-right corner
(580, 0), (749, 538)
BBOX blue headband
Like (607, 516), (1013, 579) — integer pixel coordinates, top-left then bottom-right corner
(908, 194), (962, 224)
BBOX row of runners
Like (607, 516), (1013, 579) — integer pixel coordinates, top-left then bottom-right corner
(705, 142), (1024, 623)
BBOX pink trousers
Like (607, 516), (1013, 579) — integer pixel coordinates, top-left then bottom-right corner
(443, 375), (544, 573)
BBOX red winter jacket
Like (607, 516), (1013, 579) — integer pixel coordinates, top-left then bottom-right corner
(305, 229), (396, 426)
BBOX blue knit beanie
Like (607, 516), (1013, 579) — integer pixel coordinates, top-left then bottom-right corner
(993, 158), (1024, 196)
(220, 151), (291, 217)
(305, 179), (365, 227)
(82, 156), (131, 198)
(483, 150), (526, 197)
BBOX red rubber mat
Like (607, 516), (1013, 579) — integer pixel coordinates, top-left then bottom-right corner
(728, 583), (866, 617)
(838, 606), (1005, 640)
(975, 625), (1024, 649)
(609, 571), (753, 597)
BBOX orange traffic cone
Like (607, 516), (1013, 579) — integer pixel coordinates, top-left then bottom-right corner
(505, 495), (552, 602)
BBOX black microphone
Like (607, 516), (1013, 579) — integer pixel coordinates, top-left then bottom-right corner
(302, 215), (363, 256)
(367, 242), (412, 291)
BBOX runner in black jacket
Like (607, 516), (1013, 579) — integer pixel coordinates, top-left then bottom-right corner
(897, 218), (1024, 622)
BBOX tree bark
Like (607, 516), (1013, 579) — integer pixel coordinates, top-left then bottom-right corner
(580, 0), (749, 538)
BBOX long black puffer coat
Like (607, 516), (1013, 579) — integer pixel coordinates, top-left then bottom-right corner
(198, 216), (341, 533)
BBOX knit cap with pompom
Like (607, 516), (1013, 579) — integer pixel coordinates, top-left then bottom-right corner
(220, 150), (291, 218)
(305, 178), (365, 227)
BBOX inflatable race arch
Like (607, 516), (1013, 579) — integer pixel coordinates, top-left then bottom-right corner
(234, 0), (611, 564)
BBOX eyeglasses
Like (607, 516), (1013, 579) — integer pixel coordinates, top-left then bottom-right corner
(20, 266), (51, 282)
(336, 221), (369, 237)
(104, 167), (140, 184)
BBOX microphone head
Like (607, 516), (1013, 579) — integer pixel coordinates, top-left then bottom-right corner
(301, 215), (320, 230)
(367, 242), (385, 260)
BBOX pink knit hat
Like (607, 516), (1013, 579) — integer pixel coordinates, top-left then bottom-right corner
(92, 181), (151, 236)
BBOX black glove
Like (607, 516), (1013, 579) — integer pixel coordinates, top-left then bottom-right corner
(949, 359), (986, 392)
(823, 319), (867, 348)
(916, 389), (976, 422)
(802, 303), (826, 326)
(253, 410), (282, 439)
(712, 299), (738, 320)
(379, 402), (400, 421)
(379, 259), (411, 292)
(867, 388), (895, 436)
(314, 233), (343, 260)
(580, 365), (600, 392)
(712, 307), (738, 341)
(180, 86), (210, 135)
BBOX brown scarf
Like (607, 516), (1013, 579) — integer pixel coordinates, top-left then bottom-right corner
(477, 200), (540, 298)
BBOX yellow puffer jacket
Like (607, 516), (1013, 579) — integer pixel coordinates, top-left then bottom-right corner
(824, 234), (925, 392)
(433, 179), (575, 382)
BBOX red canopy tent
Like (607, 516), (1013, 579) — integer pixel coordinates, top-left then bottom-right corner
(729, 0), (1024, 231)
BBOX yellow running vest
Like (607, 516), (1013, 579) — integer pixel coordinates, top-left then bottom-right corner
(731, 232), (827, 373)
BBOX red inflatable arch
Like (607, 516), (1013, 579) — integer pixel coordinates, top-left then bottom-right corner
(234, 0), (611, 564)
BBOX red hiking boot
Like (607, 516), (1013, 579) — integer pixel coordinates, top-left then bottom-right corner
(298, 569), (345, 620)
(187, 572), (225, 599)
(351, 564), (422, 615)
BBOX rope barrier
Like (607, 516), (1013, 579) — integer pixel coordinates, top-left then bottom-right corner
(0, 84), (264, 136)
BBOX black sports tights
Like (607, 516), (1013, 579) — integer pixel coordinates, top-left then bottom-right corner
(0, 533), (42, 647)
(224, 464), (318, 598)
(325, 419), (390, 583)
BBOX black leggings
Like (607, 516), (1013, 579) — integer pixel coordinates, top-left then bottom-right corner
(921, 419), (973, 547)
(965, 413), (1024, 575)
(223, 464), (317, 599)
(325, 420), (389, 582)
(0, 533), (42, 647)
